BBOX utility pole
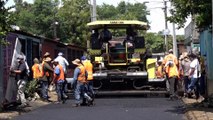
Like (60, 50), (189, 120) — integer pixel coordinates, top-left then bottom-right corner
(87, 0), (97, 53)
(172, 23), (178, 57)
(53, 21), (59, 40)
(53, 2), (59, 41)
(163, 0), (169, 52)
(92, 0), (97, 22)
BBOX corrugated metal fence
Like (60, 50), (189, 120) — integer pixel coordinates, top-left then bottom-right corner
(199, 29), (213, 96)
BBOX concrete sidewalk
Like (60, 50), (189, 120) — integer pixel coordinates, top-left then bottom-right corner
(183, 98), (213, 120)
(0, 91), (58, 120)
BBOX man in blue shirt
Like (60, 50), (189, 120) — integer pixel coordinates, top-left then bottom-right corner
(72, 59), (92, 107)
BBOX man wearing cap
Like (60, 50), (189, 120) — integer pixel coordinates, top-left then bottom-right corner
(81, 56), (95, 105)
(40, 56), (54, 102)
(163, 49), (179, 100)
(72, 59), (92, 107)
(52, 59), (66, 104)
(54, 52), (69, 93)
(11, 55), (28, 107)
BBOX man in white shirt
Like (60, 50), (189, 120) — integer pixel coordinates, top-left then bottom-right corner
(188, 53), (201, 99)
(55, 52), (69, 74)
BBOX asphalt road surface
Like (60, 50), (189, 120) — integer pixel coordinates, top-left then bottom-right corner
(14, 96), (186, 120)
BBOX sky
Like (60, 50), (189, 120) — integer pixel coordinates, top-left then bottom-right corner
(6, 0), (190, 35)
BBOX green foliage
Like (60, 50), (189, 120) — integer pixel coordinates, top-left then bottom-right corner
(176, 35), (184, 42)
(0, 0), (13, 45)
(97, 1), (149, 22)
(25, 80), (39, 98)
(57, 0), (90, 45)
(168, 0), (212, 29)
(12, 0), (59, 38)
(97, 4), (118, 20)
(144, 33), (165, 53)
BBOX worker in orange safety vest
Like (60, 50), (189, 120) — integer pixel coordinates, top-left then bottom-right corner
(81, 56), (95, 105)
(31, 58), (42, 99)
(163, 49), (179, 100)
(52, 59), (66, 104)
(155, 59), (164, 79)
(72, 59), (92, 107)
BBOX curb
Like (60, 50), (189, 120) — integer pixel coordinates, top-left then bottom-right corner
(0, 100), (49, 120)
(181, 98), (197, 120)
(182, 98), (211, 120)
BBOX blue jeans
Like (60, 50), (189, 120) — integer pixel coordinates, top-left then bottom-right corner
(183, 76), (190, 93)
(56, 80), (65, 102)
(41, 81), (49, 99)
(188, 77), (200, 99)
(86, 81), (95, 98)
(74, 81), (87, 104)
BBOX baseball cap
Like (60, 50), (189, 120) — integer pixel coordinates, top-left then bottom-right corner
(81, 56), (87, 60)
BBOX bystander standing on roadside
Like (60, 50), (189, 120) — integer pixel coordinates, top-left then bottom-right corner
(179, 52), (191, 97)
(188, 53), (201, 100)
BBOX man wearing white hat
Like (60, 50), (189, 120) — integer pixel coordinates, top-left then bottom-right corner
(72, 59), (92, 107)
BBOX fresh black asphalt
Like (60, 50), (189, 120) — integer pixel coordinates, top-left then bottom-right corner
(14, 96), (186, 120)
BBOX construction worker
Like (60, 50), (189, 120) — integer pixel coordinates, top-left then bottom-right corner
(163, 49), (179, 100)
(32, 58), (41, 80)
(81, 56), (95, 105)
(40, 56), (53, 102)
(72, 59), (92, 107)
(52, 59), (66, 104)
(155, 59), (164, 79)
(54, 52), (69, 97)
(31, 58), (42, 99)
